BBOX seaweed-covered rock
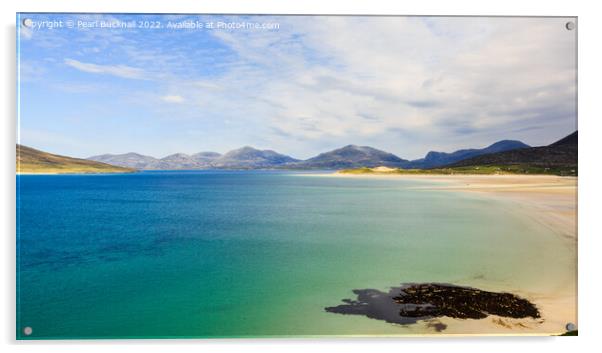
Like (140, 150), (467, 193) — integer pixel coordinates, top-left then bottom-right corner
(393, 283), (540, 319)
(325, 283), (540, 330)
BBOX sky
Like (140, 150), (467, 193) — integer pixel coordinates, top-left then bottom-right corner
(17, 14), (577, 160)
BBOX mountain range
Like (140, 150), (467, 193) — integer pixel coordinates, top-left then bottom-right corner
(86, 137), (535, 170)
(88, 147), (299, 170)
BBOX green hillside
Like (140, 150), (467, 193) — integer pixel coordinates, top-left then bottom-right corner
(447, 131), (577, 176)
(17, 144), (135, 174)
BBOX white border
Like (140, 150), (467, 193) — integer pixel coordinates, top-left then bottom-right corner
(3, 1), (601, 352)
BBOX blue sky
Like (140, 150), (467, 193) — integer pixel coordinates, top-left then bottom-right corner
(17, 14), (577, 160)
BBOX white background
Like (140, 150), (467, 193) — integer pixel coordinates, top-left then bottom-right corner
(1, 0), (600, 352)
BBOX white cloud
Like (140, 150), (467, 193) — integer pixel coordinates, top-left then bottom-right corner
(172, 16), (576, 158)
(64, 58), (146, 79)
(161, 95), (185, 103)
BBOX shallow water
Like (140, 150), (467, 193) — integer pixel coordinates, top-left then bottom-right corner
(16, 171), (575, 338)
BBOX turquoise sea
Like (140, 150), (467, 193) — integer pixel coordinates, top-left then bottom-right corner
(16, 171), (573, 338)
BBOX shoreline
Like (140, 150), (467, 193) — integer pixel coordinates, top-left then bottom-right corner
(308, 172), (577, 335)
(324, 173), (577, 240)
(16, 171), (137, 175)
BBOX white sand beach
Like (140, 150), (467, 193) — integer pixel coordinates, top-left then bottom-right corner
(318, 173), (578, 335)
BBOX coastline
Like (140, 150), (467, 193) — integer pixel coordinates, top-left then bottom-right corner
(16, 172), (60, 175)
(308, 172), (577, 335)
(16, 170), (136, 175)
(324, 173), (577, 240)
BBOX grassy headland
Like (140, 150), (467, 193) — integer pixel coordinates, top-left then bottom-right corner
(17, 144), (136, 174)
(339, 164), (577, 176)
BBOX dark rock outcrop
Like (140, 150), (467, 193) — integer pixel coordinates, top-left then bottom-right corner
(325, 283), (540, 330)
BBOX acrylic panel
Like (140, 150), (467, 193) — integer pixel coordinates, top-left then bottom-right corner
(16, 13), (577, 339)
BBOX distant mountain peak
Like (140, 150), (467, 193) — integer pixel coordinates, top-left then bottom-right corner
(408, 139), (530, 169)
(212, 146), (299, 168)
(163, 153), (191, 158)
(290, 144), (407, 169)
(485, 140), (530, 151)
(339, 144), (378, 153)
(192, 151), (221, 159)
(87, 152), (159, 169)
(235, 146), (258, 151)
